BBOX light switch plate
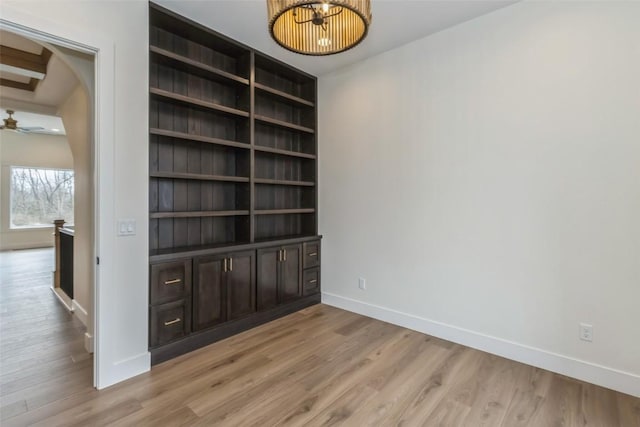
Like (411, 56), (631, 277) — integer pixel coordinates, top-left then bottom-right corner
(117, 219), (136, 236)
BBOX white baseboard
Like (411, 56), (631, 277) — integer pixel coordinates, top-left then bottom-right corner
(72, 299), (89, 328)
(84, 333), (94, 354)
(322, 292), (640, 398)
(51, 286), (73, 311)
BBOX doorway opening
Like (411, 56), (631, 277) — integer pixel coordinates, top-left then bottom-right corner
(0, 27), (98, 399)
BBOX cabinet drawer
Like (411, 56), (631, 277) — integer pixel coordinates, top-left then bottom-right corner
(302, 268), (320, 296)
(303, 241), (320, 269)
(150, 260), (192, 305)
(150, 299), (191, 348)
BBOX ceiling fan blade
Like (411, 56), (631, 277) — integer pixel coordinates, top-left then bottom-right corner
(17, 126), (45, 132)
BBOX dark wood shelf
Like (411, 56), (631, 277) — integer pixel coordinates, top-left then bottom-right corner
(254, 82), (314, 107)
(253, 145), (316, 159)
(150, 87), (250, 118)
(150, 128), (249, 150)
(150, 172), (249, 183)
(150, 210), (249, 219)
(149, 234), (321, 261)
(254, 209), (315, 215)
(254, 178), (315, 187)
(254, 115), (315, 134)
(150, 46), (249, 86)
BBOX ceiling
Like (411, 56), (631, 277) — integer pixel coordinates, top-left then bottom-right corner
(155, 0), (519, 76)
(0, 30), (79, 136)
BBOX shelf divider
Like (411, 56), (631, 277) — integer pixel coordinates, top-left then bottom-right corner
(254, 114), (315, 134)
(254, 82), (314, 107)
(150, 87), (249, 118)
(254, 208), (315, 215)
(150, 210), (250, 219)
(150, 128), (250, 150)
(254, 178), (315, 187)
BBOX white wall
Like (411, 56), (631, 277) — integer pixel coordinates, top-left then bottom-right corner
(0, 131), (73, 250)
(59, 84), (93, 338)
(2, 1), (149, 388)
(319, 1), (640, 396)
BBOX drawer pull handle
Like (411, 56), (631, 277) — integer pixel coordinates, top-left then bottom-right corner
(229, 257), (233, 272)
(308, 279), (317, 284)
(164, 318), (181, 326)
(308, 252), (318, 257)
(164, 279), (182, 285)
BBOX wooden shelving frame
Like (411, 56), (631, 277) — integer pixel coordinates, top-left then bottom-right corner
(149, 3), (318, 257)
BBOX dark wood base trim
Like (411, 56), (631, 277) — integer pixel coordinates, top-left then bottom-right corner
(150, 293), (321, 365)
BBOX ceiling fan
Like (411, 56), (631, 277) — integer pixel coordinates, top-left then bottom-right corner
(0, 109), (45, 133)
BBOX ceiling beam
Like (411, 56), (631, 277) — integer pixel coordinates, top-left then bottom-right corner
(0, 46), (52, 92)
(0, 78), (32, 91)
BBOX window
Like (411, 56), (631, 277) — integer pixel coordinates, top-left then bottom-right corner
(10, 166), (74, 228)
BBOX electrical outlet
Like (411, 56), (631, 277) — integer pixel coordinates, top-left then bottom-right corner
(358, 277), (366, 290)
(579, 323), (593, 342)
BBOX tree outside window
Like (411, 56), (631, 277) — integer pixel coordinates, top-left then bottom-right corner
(10, 167), (74, 228)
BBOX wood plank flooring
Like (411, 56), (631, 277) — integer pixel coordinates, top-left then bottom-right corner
(0, 248), (92, 423)
(2, 248), (639, 426)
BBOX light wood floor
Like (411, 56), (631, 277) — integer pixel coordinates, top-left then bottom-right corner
(0, 248), (92, 423)
(2, 250), (639, 426)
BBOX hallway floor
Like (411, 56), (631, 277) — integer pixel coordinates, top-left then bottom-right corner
(0, 248), (92, 422)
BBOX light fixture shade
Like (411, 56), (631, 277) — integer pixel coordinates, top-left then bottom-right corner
(268, 0), (372, 56)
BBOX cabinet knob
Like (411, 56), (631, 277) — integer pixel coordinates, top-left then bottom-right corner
(308, 252), (317, 257)
(229, 257), (233, 272)
(308, 279), (317, 284)
(164, 278), (182, 285)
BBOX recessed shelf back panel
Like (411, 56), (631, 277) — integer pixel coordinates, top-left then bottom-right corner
(150, 135), (250, 178)
(255, 184), (315, 211)
(151, 25), (250, 79)
(255, 53), (315, 102)
(255, 151), (316, 183)
(150, 99), (250, 144)
(254, 213), (316, 241)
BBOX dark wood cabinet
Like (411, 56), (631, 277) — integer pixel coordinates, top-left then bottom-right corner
(193, 254), (226, 331)
(150, 260), (191, 305)
(148, 4), (320, 364)
(193, 250), (255, 330)
(150, 299), (191, 348)
(280, 244), (302, 303)
(256, 246), (279, 310)
(257, 244), (301, 309)
(302, 268), (320, 296)
(225, 251), (256, 320)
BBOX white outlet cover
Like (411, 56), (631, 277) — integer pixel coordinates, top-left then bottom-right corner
(579, 323), (593, 342)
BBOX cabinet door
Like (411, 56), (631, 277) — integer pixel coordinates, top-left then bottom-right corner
(257, 247), (279, 310)
(279, 244), (301, 303)
(193, 255), (226, 331)
(226, 251), (256, 320)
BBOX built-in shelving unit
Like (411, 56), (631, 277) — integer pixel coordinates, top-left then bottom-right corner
(149, 3), (320, 364)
